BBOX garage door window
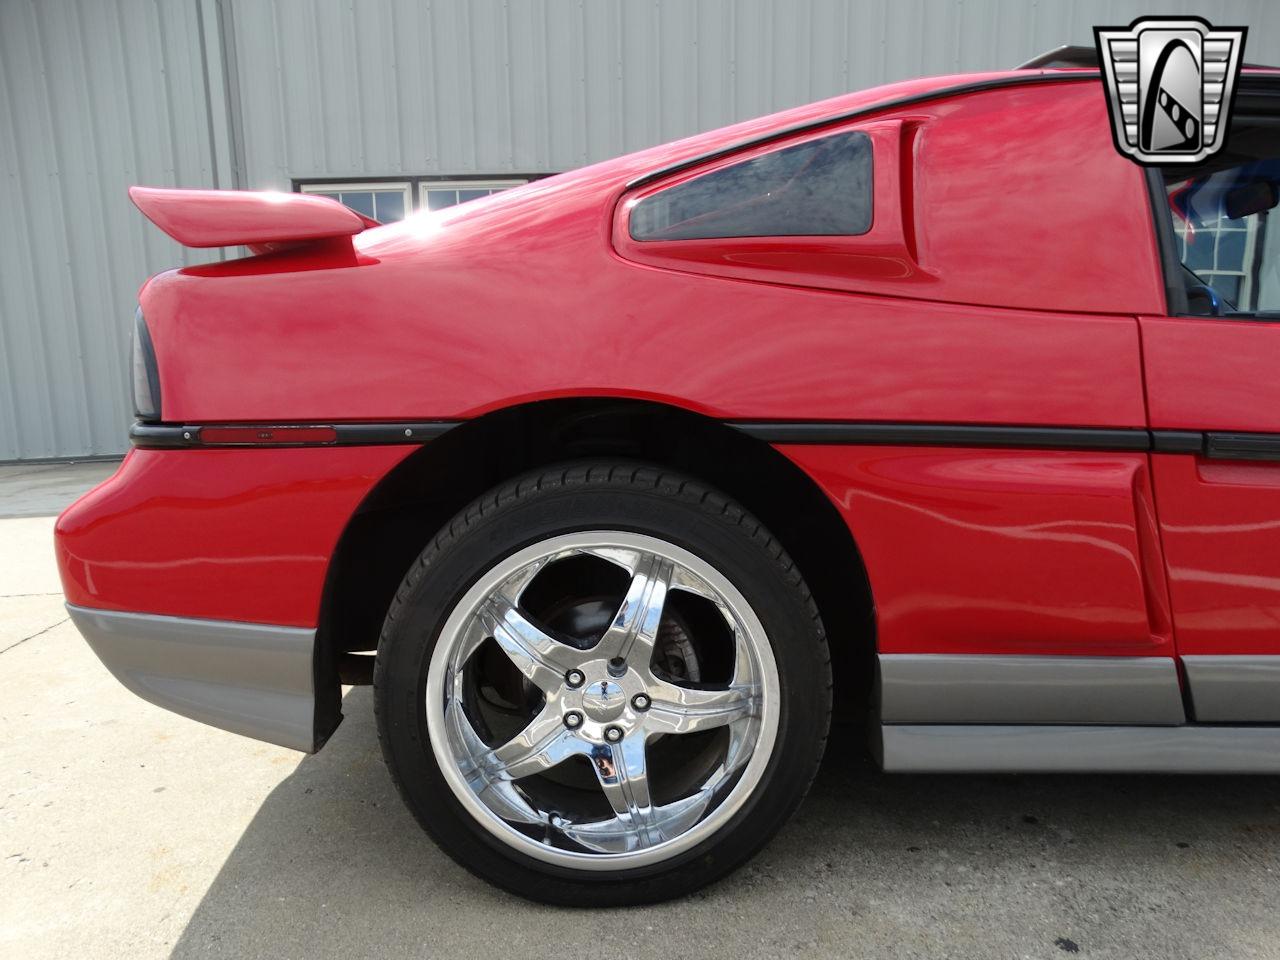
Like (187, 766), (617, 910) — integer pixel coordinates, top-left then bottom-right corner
(299, 182), (411, 223)
(629, 130), (873, 241)
(421, 179), (527, 211)
(297, 177), (533, 223)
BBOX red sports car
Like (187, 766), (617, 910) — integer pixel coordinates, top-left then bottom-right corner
(57, 62), (1280, 905)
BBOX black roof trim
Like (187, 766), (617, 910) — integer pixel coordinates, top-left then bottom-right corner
(1019, 43), (1278, 72)
(1017, 46), (1099, 70)
(624, 72), (1100, 192)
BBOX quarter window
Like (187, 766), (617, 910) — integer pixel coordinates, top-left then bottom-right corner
(629, 130), (873, 241)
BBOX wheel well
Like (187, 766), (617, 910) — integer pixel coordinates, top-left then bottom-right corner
(318, 398), (876, 719)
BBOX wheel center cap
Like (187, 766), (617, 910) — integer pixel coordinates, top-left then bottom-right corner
(580, 679), (626, 722)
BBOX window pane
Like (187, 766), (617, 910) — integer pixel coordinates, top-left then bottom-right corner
(1217, 229), (1247, 270)
(629, 130), (873, 241)
(457, 189), (489, 203)
(1184, 234), (1215, 272)
(374, 191), (406, 222)
(426, 189), (458, 211)
(1211, 274), (1242, 305)
(338, 191), (376, 219)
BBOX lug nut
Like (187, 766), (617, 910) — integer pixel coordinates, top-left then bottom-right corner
(604, 725), (624, 743)
(565, 669), (585, 689)
(607, 657), (627, 678)
(563, 711), (584, 730)
(631, 693), (651, 711)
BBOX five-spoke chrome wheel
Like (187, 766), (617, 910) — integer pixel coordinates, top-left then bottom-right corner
(426, 531), (780, 870)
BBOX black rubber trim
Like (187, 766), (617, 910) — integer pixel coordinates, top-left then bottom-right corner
(1152, 430), (1204, 454)
(625, 72), (1100, 191)
(332, 423), (459, 444)
(1144, 166), (1191, 317)
(130, 421), (461, 449)
(1205, 432), (1280, 462)
(729, 422), (1150, 451)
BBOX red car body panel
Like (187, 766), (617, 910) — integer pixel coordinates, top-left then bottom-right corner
(784, 445), (1174, 658)
(1148, 453), (1280, 658)
(617, 83), (1164, 314)
(1140, 315), (1280, 658)
(56, 446), (414, 626)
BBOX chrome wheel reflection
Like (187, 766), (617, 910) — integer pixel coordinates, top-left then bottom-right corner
(426, 531), (780, 870)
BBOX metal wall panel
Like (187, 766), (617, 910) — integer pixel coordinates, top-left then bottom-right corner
(1, 0), (1278, 460)
(228, 0), (1280, 187)
(0, 0), (221, 461)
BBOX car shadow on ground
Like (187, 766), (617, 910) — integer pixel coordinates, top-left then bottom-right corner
(169, 687), (1280, 959)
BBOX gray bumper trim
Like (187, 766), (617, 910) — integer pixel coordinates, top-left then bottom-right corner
(1184, 656), (1280, 722)
(67, 604), (319, 752)
(879, 724), (1280, 774)
(878, 654), (1186, 725)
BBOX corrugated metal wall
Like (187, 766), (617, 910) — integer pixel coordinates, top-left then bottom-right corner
(0, 0), (224, 461)
(2, 0), (1278, 460)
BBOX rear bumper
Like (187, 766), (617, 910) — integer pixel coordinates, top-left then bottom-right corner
(67, 604), (326, 752)
(54, 445), (418, 752)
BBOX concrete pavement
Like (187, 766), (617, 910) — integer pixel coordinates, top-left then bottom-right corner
(0, 460), (119, 519)
(2, 462), (1280, 959)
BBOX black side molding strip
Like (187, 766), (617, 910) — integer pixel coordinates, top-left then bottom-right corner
(729, 422), (1150, 451)
(332, 422), (460, 444)
(1204, 432), (1280, 462)
(131, 421), (461, 449)
(133, 418), (1280, 463)
(736, 422), (1280, 462)
(1151, 430), (1204, 454)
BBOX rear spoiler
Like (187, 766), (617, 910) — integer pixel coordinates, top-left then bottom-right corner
(128, 186), (378, 250)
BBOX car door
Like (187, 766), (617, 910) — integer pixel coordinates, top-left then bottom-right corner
(1140, 79), (1280, 721)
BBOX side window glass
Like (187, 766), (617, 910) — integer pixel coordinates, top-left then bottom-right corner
(630, 130), (872, 241)
(1164, 129), (1280, 317)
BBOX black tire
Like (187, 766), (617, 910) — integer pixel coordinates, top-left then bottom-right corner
(374, 461), (831, 906)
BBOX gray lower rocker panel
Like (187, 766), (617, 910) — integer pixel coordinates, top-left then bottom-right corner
(67, 604), (319, 752)
(879, 724), (1280, 773)
(878, 654), (1186, 725)
(1184, 656), (1280, 722)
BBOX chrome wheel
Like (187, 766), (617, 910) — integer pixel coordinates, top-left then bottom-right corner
(426, 530), (780, 870)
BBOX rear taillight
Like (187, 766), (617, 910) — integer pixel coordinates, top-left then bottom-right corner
(131, 308), (161, 422)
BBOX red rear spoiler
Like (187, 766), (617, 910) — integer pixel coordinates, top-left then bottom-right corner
(128, 186), (378, 249)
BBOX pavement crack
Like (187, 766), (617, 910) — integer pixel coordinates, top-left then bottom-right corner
(0, 616), (69, 656)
